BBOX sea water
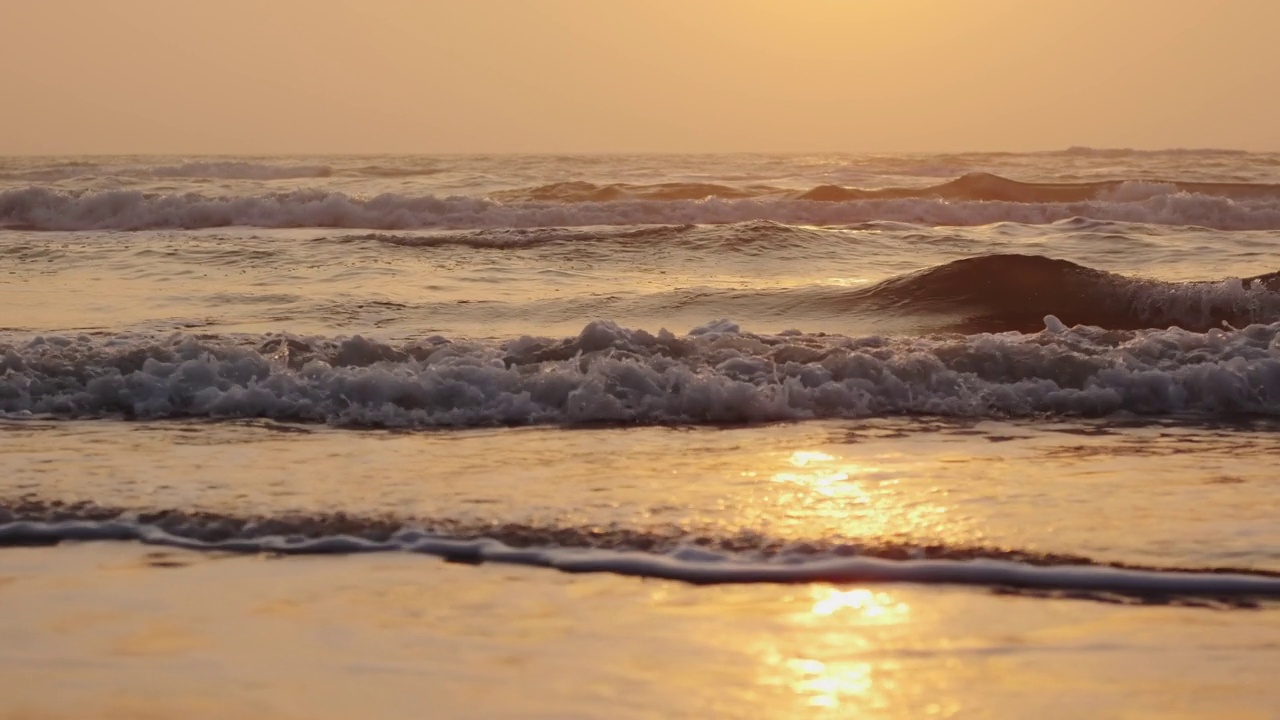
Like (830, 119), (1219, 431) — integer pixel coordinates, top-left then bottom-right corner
(3, 151), (1280, 718)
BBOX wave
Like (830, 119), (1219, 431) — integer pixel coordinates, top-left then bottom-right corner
(341, 222), (789, 250)
(795, 173), (1280, 203)
(8, 183), (1280, 231)
(1056, 146), (1252, 158)
(1, 501), (1276, 601)
(413, 253), (1277, 334)
(145, 161), (334, 180)
(0, 161), (336, 182)
(494, 173), (1280, 204)
(491, 180), (782, 202)
(3, 309), (1280, 426)
(841, 254), (1280, 333)
(345, 163), (444, 178)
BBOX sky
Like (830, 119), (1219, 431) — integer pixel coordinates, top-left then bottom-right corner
(2, 0), (1278, 154)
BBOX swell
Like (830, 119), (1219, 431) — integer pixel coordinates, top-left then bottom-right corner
(8, 180), (1280, 231)
(797, 172), (1280, 202)
(341, 223), (702, 249)
(1056, 146), (1251, 157)
(840, 254), (1280, 333)
(1, 500), (1276, 602)
(490, 180), (782, 202)
(0, 161), (336, 182)
(3, 312), (1280, 426)
(493, 173), (1280, 203)
(340, 220), (824, 250)
(452, 254), (1280, 334)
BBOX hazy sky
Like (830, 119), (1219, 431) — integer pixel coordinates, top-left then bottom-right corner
(2, 0), (1278, 154)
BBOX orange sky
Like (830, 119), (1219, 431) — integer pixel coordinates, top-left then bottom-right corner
(2, 0), (1277, 154)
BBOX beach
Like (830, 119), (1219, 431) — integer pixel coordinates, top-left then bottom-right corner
(3, 151), (1280, 717)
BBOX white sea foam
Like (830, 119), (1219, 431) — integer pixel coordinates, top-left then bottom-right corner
(1, 519), (1278, 596)
(6, 187), (1280, 231)
(2, 320), (1279, 426)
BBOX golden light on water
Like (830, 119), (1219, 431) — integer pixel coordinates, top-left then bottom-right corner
(749, 449), (954, 712)
(772, 450), (874, 501)
(758, 446), (966, 542)
(810, 587), (910, 622)
(758, 585), (911, 711)
(789, 451), (837, 467)
(788, 658), (875, 709)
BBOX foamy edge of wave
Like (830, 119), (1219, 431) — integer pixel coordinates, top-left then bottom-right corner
(3, 519), (1278, 597)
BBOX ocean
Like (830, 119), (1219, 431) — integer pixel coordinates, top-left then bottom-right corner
(3, 151), (1280, 718)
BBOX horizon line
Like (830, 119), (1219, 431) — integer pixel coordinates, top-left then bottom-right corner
(0, 146), (1272, 158)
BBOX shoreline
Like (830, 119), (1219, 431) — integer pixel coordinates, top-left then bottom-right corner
(5, 542), (1279, 719)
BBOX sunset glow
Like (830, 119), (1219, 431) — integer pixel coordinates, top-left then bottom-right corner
(2, 1), (1277, 153)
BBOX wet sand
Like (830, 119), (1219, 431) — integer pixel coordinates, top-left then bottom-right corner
(3, 542), (1279, 720)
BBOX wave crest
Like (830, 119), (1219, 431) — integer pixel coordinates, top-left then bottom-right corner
(3, 314), (1280, 426)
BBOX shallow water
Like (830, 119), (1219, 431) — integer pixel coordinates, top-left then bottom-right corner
(4, 417), (1279, 599)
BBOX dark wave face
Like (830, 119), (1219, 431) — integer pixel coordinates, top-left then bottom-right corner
(488, 255), (1280, 336)
(841, 254), (1280, 333)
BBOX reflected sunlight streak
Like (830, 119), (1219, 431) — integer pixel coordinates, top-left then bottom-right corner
(810, 587), (910, 622)
(759, 586), (910, 711)
(759, 447), (966, 541)
(773, 450), (874, 501)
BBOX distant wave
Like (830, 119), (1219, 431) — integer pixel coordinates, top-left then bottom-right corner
(345, 163), (444, 178)
(3, 311), (1280, 426)
(1056, 146), (1252, 158)
(2, 500), (1277, 600)
(494, 173), (1280, 204)
(794, 172), (1280, 203)
(491, 180), (779, 202)
(8, 177), (1280, 231)
(343, 223), (759, 250)
(0, 161), (336, 182)
(145, 161), (334, 180)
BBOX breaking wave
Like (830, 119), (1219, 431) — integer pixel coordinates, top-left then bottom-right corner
(842, 254), (1280, 332)
(415, 253), (1279, 334)
(7, 183), (1280, 231)
(3, 306), (1280, 426)
(3, 171), (1280, 231)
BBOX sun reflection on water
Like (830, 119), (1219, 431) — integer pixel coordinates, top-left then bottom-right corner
(810, 587), (910, 623)
(758, 447), (965, 542)
(759, 585), (912, 712)
(787, 658), (875, 709)
(772, 450), (874, 501)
